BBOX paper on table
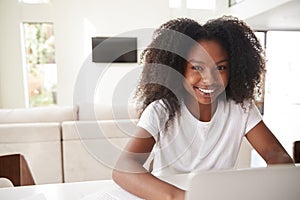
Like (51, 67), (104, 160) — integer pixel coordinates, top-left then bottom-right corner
(81, 185), (143, 200)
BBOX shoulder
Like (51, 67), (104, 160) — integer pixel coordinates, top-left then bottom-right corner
(221, 99), (262, 134)
(227, 98), (252, 109)
(137, 99), (170, 137)
(140, 99), (169, 119)
(145, 99), (169, 112)
(225, 99), (258, 114)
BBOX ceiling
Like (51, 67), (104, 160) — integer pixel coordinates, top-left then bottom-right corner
(245, 0), (300, 30)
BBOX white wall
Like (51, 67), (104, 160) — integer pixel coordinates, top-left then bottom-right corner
(0, 0), (293, 108)
(0, 0), (171, 108)
(53, 0), (173, 106)
(0, 0), (27, 108)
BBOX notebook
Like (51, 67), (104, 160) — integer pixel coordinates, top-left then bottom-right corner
(186, 165), (300, 200)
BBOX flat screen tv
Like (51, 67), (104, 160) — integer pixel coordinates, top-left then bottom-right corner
(92, 37), (137, 63)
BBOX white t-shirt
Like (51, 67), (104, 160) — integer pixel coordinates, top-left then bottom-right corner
(137, 98), (262, 176)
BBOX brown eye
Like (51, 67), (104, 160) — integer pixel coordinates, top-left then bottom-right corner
(216, 65), (227, 71)
(192, 65), (204, 71)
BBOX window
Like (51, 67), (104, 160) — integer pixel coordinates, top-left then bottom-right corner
(186, 0), (215, 10)
(228, 0), (244, 7)
(169, 0), (215, 10)
(169, 0), (181, 8)
(251, 31), (300, 167)
(254, 31), (267, 115)
(22, 23), (57, 107)
(19, 0), (50, 4)
(263, 31), (300, 156)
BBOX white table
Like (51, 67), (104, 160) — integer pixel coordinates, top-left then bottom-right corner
(0, 174), (191, 200)
(0, 180), (114, 200)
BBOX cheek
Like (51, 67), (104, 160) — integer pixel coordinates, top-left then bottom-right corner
(221, 73), (230, 87)
(185, 72), (199, 84)
(183, 79), (191, 89)
(183, 79), (195, 94)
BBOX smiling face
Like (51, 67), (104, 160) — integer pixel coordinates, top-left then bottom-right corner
(184, 39), (230, 106)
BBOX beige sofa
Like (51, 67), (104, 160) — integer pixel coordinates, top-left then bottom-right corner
(0, 103), (139, 184)
(61, 103), (138, 182)
(0, 106), (77, 184)
(0, 103), (253, 185)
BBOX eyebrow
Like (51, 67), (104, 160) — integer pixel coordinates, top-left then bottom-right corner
(188, 59), (229, 65)
(216, 59), (229, 65)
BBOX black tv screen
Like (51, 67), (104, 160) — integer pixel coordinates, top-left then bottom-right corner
(92, 37), (137, 63)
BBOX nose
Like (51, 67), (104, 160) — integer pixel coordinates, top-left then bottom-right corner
(200, 69), (218, 85)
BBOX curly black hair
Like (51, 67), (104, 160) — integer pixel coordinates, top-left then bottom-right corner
(203, 16), (265, 104)
(135, 18), (204, 128)
(135, 16), (265, 129)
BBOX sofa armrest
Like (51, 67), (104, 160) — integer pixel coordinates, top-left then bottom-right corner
(62, 119), (138, 140)
(0, 106), (78, 124)
(0, 178), (14, 188)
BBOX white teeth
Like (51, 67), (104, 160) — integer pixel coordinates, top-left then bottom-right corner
(198, 88), (215, 94)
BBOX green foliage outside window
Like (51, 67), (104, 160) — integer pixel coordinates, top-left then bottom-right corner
(23, 23), (57, 107)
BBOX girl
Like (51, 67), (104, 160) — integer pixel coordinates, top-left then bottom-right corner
(112, 16), (294, 200)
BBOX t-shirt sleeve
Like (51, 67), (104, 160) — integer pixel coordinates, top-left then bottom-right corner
(136, 101), (167, 142)
(245, 103), (263, 134)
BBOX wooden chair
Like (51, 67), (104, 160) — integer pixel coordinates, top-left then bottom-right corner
(0, 154), (35, 186)
(294, 141), (300, 163)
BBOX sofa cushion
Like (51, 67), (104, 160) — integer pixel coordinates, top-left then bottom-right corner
(62, 138), (130, 182)
(0, 106), (78, 124)
(0, 122), (63, 184)
(0, 142), (63, 184)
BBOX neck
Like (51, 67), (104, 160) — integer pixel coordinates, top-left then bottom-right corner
(184, 97), (218, 122)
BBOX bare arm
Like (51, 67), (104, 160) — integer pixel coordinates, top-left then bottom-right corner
(112, 127), (185, 200)
(246, 120), (294, 165)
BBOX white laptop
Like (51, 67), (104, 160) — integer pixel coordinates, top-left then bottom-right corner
(186, 165), (300, 200)
(82, 166), (299, 200)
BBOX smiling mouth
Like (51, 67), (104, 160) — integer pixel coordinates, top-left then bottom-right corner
(195, 87), (216, 94)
